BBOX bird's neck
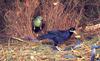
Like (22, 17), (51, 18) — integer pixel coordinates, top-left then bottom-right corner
(67, 30), (73, 35)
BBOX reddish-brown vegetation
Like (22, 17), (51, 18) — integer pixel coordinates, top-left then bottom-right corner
(0, 0), (100, 39)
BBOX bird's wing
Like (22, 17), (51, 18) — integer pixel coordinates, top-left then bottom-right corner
(48, 30), (70, 41)
(57, 31), (69, 38)
(37, 30), (65, 40)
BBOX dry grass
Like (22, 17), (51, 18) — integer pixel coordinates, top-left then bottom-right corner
(0, 36), (100, 61)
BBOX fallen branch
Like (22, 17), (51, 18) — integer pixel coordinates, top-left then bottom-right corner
(85, 24), (100, 31)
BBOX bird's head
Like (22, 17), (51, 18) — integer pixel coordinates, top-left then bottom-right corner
(69, 27), (81, 38)
(69, 27), (76, 33)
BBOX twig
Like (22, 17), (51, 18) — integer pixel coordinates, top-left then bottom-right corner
(11, 37), (30, 43)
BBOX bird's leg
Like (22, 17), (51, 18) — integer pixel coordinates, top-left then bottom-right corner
(56, 46), (63, 51)
(59, 44), (66, 50)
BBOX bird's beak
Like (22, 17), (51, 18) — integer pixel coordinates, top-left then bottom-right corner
(75, 35), (81, 38)
(73, 31), (78, 34)
(73, 31), (81, 38)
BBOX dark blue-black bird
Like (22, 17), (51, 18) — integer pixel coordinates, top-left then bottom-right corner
(37, 27), (79, 51)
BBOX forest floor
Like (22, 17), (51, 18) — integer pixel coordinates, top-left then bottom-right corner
(0, 36), (100, 61)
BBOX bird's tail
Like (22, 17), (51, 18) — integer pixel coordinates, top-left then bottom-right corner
(37, 35), (47, 40)
(24, 36), (39, 42)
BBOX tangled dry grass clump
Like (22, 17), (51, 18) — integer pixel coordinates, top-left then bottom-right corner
(0, 0), (100, 38)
